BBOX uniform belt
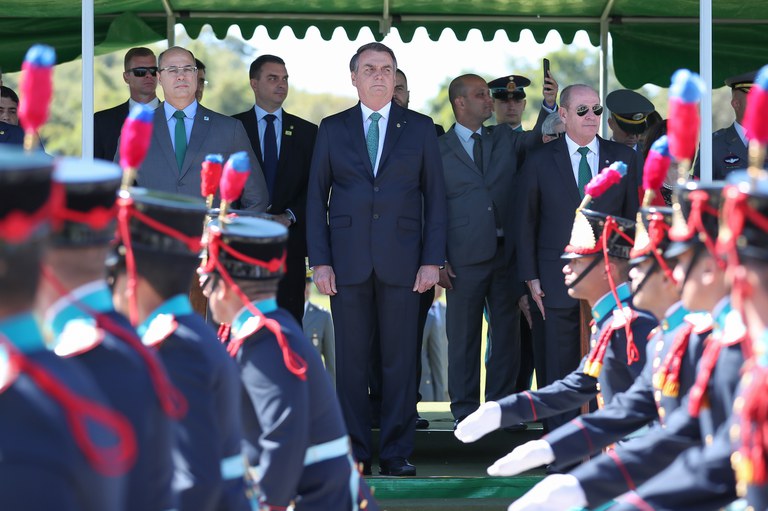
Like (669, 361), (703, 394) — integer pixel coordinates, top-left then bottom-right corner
(221, 453), (246, 480)
(303, 435), (350, 466)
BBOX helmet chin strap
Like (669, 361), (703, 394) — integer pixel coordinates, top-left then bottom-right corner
(632, 257), (660, 296)
(566, 254), (603, 290)
(680, 243), (704, 291)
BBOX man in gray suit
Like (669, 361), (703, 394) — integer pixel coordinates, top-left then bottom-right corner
(438, 73), (557, 429)
(420, 287), (448, 402)
(129, 46), (268, 210)
(303, 277), (336, 384)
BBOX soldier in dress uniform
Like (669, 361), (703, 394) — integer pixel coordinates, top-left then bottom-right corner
(606, 90), (655, 188)
(35, 157), (177, 511)
(721, 171), (768, 510)
(303, 271), (335, 383)
(455, 207), (656, 446)
(200, 214), (378, 511)
(109, 187), (250, 511)
(488, 74), (531, 132)
(507, 193), (744, 511)
(0, 146), (131, 510)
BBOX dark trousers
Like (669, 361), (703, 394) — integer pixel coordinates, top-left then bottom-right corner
(447, 248), (521, 420)
(331, 272), (419, 462)
(514, 294), (538, 393)
(276, 243), (306, 326)
(538, 304), (582, 432)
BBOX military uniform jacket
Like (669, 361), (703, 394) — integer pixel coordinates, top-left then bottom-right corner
(48, 282), (175, 511)
(497, 285), (655, 427)
(574, 298), (745, 510)
(141, 295), (249, 511)
(302, 301), (335, 382)
(231, 300), (376, 511)
(546, 304), (707, 471)
(0, 313), (122, 510)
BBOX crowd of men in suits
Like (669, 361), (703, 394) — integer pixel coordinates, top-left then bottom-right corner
(2, 38), (766, 510)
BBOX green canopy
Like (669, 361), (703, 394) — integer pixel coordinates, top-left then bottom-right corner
(2, 0), (767, 88)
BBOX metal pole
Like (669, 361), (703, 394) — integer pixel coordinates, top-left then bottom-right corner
(700, 0), (713, 182)
(599, 0), (615, 139)
(81, 0), (95, 159)
(161, 0), (175, 46)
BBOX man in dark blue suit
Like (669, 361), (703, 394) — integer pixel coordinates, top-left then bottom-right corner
(517, 84), (639, 431)
(0, 121), (23, 145)
(306, 42), (447, 476)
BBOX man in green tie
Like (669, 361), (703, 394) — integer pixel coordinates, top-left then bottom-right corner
(516, 83), (640, 432)
(124, 46), (268, 211)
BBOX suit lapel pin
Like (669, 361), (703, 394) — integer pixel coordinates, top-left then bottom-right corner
(285, 128), (293, 136)
(203, 116), (210, 121)
(396, 123), (401, 128)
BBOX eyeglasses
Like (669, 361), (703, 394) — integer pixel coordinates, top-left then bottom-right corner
(127, 66), (158, 77)
(159, 65), (197, 76)
(575, 104), (604, 117)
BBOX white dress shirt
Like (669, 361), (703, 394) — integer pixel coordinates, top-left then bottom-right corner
(360, 102), (391, 176)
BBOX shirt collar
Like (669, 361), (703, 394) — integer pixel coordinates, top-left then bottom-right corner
(129, 97), (160, 111)
(565, 133), (599, 156)
(661, 301), (689, 332)
(360, 101), (392, 124)
(231, 298), (279, 338)
(254, 104), (283, 123)
(163, 100), (198, 121)
(734, 121), (747, 146)
(591, 282), (631, 323)
(137, 294), (193, 337)
(0, 312), (47, 354)
(454, 122), (482, 143)
(45, 280), (114, 338)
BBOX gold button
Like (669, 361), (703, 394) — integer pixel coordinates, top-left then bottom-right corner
(596, 382), (601, 391)
(658, 407), (666, 418)
(653, 358), (661, 368)
(705, 434), (713, 445)
(730, 424), (740, 441)
(655, 391), (662, 402)
(734, 396), (744, 413)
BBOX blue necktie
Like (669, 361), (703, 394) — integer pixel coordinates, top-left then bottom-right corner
(263, 113), (278, 200)
(577, 146), (592, 199)
(367, 112), (382, 172)
(173, 110), (187, 170)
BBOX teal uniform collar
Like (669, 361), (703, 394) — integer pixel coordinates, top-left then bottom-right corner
(661, 301), (689, 332)
(757, 329), (768, 367)
(0, 312), (47, 354)
(137, 294), (193, 337)
(591, 282), (632, 324)
(46, 281), (114, 339)
(232, 298), (278, 338)
(712, 296), (732, 333)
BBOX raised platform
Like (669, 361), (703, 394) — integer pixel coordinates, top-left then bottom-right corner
(364, 409), (545, 509)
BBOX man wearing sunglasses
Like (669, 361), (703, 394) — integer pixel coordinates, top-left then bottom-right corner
(517, 84), (640, 433)
(94, 47), (160, 161)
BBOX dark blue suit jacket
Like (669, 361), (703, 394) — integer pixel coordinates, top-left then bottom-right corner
(0, 121), (23, 146)
(307, 101), (447, 287)
(516, 136), (639, 308)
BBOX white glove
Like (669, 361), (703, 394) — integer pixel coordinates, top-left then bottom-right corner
(507, 474), (587, 511)
(454, 401), (501, 443)
(487, 439), (555, 476)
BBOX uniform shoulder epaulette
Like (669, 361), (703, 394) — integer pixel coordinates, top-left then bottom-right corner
(720, 308), (747, 346)
(683, 312), (714, 335)
(142, 314), (179, 348)
(54, 319), (104, 357)
(610, 306), (638, 330)
(231, 315), (265, 347)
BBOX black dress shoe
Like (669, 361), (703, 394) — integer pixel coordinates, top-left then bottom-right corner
(503, 422), (527, 433)
(415, 416), (430, 429)
(379, 457), (416, 476)
(453, 416), (468, 431)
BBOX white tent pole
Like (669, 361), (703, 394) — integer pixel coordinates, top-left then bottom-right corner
(161, 0), (176, 46)
(599, 0), (614, 138)
(700, 0), (713, 183)
(81, 0), (94, 159)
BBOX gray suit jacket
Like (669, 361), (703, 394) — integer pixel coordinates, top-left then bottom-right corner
(126, 102), (268, 210)
(420, 301), (448, 401)
(302, 301), (335, 384)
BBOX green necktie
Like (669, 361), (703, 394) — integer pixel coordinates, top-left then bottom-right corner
(577, 146), (592, 199)
(367, 112), (382, 171)
(173, 110), (187, 170)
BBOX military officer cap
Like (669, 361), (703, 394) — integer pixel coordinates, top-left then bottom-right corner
(488, 75), (531, 100)
(202, 215), (288, 281)
(563, 209), (636, 260)
(665, 181), (725, 260)
(629, 206), (675, 266)
(724, 70), (757, 93)
(606, 89), (655, 135)
(112, 188), (207, 265)
(51, 157), (122, 247)
(718, 171), (768, 262)
(0, 146), (54, 248)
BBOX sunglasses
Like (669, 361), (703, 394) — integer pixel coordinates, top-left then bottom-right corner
(127, 66), (158, 77)
(575, 104), (604, 117)
(544, 132), (562, 139)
